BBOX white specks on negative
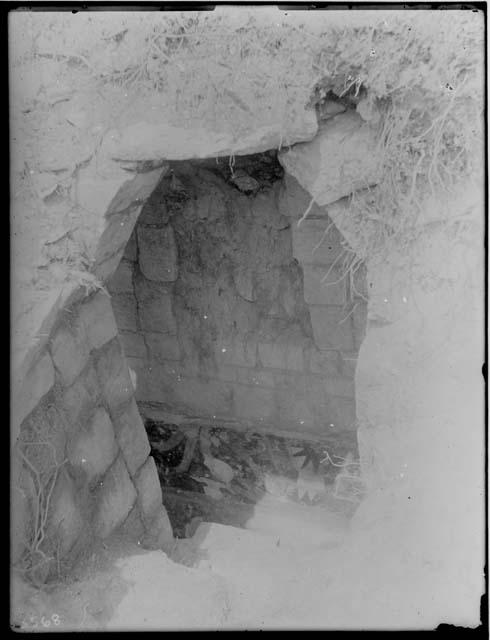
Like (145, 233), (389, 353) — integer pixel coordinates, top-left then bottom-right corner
(203, 315), (208, 319)
(300, 420), (305, 425)
(384, 298), (388, 303)
(402, 296), (408, 303)
(221, 348), (227, 353)
(329, 423), (334, 427)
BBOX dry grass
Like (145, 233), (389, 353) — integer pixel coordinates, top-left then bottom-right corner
(13, 440), (67, 586)
(11, 9), (483, 262)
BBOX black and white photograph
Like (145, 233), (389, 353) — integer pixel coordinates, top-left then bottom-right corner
(9, 3), (486, 631)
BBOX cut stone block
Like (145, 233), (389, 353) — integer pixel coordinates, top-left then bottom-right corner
(275, 388), (316, 427)
(324, 395), (357, 430)
(169, 375), (234, 417)
(12, 351), (55, 437)
(111, 293), (139, 332)
(94, 339), (135, 412)
(94, 247), (126, 285)
(233, 267), (255, 302)
(232, 366), (276, 389)
(257, 341), (286, 369)
(138, 182), (171, 225)
(141, 504), (174, 552)
(214, 339), (257, 368)
(284, 342), (304, 371)
(50, 321), (90, 387)
(94, 207), (141, 282)
(134, 275), (176, 334)
(292, 218), (344, 266)
(341, 352), (359, 378)
(145, 333), (180, 361)
(233, 384), (276, 420)
(137, 226), (178, 282)
(119, 504), (146, 541)
(134, 456), (163, 523)
(124, 231), (138, 262)
(119, 331), (147, 359)
(303, 263), (347, 306)
(78, 292), (118, 351)
(111, 398), (151, 477)
(309, 304), (355, 351)
(306, 347), (342, 376)
(67, 406), (119, 481)
(107, 259), (134, 294)
(21, 402), (67, 472)
(94, 456), (137, 539)
(60, 364), (99, 428)
(309, 374), (355, 401)
(352, 301), (368, 350)
(47, 469), (84, 556)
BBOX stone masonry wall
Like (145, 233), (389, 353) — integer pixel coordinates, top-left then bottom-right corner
(11, 288), (173, 584)
(108, 154), (367, 440)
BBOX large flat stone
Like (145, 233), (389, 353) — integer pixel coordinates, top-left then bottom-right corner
(94, 456), (137, 539)
(50, 321), (91, 387)
(111, 398), (151, 477)
(134, 456), (163, 523)
(110, 293), (139, 332)
(137, 226), (178, 282)
(67, 406), (119, 481)
(60, 363), (100, 428)
(134, 275), (176, 334)
(47, 469), (85, 557)
(102, 111), (317, 161)
(78, 292), (119, 351)
(94, 339), (135, 412)
(140, 504), (174, 552)
(107, 259), (134, 293)
(291, 219), (344, 266)
(12, 351), (55, 442)
(279, 112), (381, 206)
(93, 208), (141, 282)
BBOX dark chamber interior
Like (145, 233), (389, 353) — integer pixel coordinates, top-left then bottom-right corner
(108, 150), (366, 537)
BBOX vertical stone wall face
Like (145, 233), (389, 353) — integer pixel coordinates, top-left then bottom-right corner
(11, 289), (173, 583)
(108, 156), (367, 439)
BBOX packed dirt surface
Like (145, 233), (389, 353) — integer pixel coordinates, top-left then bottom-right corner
(11, 496), (355, 631)
(12, 487), (479, 631)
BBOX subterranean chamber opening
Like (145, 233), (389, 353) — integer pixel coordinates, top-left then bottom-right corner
(107, 150), (368, 538)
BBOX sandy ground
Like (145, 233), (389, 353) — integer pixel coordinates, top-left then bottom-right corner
(10, 488), (483, 630)
(11, 495), (356, 631)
